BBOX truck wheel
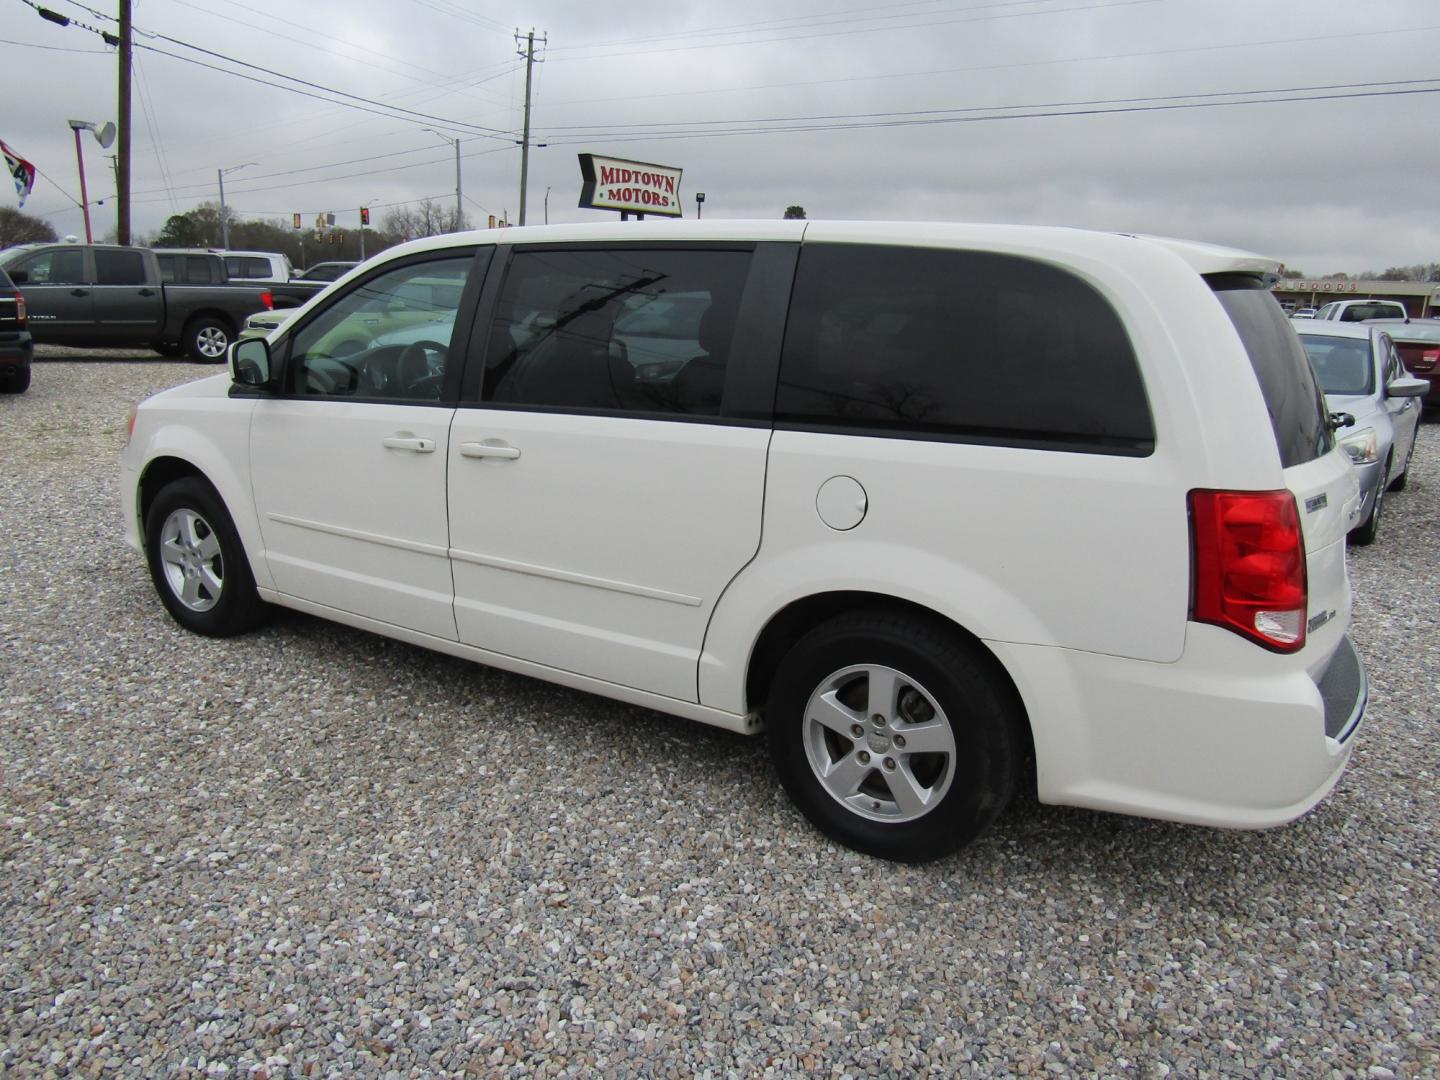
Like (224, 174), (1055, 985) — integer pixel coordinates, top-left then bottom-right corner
(143, 477), (267, 636)
(185, 316), (233, 363)
(765, 610), (1022, 862)
(1, 366), (31, 393)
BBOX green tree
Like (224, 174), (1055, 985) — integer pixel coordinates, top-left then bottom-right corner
(783, 205), (806, 220)
(0, 207), (59, 248)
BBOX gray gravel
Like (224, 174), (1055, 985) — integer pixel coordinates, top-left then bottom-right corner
(2, 356), (1437, 1078)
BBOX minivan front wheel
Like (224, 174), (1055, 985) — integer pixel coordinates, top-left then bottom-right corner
(144, 478), (267, 636)
(766, 611), (1021, 862)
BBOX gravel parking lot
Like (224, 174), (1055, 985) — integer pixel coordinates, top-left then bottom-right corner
(2, 354), (1437, 1078)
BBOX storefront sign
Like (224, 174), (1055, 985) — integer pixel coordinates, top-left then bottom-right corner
(578, 154), (683, 218)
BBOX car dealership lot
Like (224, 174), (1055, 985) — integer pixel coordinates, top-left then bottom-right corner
(2, 356), (1437, 1077)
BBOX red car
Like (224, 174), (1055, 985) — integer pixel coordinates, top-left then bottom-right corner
(1366, 318), (1440, 408)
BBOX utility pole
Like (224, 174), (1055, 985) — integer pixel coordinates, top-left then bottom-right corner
(117, 0), (132, 244)
(217, 163), (255, 248)
(515, 29), (545, 226)
(423, 130), (463, 230)
(452, 137), (463, 231)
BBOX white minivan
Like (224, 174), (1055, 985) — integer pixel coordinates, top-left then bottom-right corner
(122, 221), (1366, 861)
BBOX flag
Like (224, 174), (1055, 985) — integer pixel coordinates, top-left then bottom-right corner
(1, 140), (36, 208)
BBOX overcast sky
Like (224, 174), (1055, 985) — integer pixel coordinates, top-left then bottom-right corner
(4, 0), (1438, 274)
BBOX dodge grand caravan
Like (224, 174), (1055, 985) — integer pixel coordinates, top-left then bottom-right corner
(121, 221), (1366, 862)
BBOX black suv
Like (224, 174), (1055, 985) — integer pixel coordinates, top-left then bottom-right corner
(0, 265), (32, 394)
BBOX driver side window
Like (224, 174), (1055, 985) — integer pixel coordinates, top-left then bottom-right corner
(284, 255), (473, 402)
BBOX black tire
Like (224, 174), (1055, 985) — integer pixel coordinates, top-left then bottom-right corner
(765, 610), (1022, 862)
(1, 365), (30, 393)
(184, 315), (233, 363)
(1350, 469), (1386, 546)
(143, 477), (268, 636)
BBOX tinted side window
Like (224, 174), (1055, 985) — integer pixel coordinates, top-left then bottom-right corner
(484, 248), (750, 416)
(284, 256), (473, 402)
(775, 244), (1153, 452)
(1213, 279), (1332, 467)
(14, 248), (85, 285)
(184, 256), (217, 284)
(94, 249), (147, 286)
(155, 254), (177, 282)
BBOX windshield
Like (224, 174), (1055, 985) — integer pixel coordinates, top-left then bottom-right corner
(1298, 335), (1375, 396)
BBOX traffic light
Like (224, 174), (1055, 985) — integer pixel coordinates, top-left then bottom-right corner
(292, 213), (301, 229)
(360, 206), (370, 226)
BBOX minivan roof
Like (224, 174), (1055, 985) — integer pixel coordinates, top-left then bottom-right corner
(380, 219), (1281, 278)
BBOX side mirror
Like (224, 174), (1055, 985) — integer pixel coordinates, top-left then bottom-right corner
(1386, 375), (1430, 399)
(230, 337), (273, 389)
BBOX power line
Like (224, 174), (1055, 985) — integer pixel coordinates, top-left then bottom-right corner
(0, 34), (109, 51)
(15, 0), (521, 139)
(546, 0), (1055, 52)
(539, 22), (1440, 111)
(535, 76), (1440, 135)
(549, 0), (1161, 61)
(532, 81), (1440, 145)
(138, 32), (518, 139)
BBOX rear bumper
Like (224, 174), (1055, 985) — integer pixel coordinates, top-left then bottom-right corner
(0, 331), (32, 370)
(991, 624), (1366, 829)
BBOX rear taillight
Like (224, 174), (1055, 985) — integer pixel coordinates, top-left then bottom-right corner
(1189, 489), (1307, 653)
(260, 291), (274, 310)
(12, 291), (24, 325)
(1414, 348), (1439, 372)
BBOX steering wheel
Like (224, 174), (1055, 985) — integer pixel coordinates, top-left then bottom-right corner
(397, 340), (448, 399)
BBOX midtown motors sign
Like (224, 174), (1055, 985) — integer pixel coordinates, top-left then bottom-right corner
(578, 154), (683, 218)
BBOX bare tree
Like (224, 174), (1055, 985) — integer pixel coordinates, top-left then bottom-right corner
(381, 199), (462, 243)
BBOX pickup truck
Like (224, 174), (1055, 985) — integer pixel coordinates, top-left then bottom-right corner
(0, 243), (273, 361)
(1312, 298), (1409, 322)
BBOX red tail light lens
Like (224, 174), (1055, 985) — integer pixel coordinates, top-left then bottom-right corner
(13, 292), (26, 325)
(1189, 489), (1307, 652)
(260, 291), (274, 310)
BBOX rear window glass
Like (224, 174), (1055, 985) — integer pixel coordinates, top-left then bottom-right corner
(775, 244), (1153, 453)
(1211, 278), (1333, 467)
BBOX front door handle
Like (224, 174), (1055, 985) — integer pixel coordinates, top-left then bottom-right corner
(139, 288), (156, 297)
(459, 440), (521, 460)
(70, 288), (89, 298)
(382, 434), (436, 453)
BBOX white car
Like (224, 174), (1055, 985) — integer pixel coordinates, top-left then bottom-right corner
(122, 221), (1366, 862)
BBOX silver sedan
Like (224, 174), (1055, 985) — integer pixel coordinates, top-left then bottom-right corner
(1295, 320), (1428, 544)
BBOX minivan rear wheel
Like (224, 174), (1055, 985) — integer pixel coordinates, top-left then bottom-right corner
(766, 611), (1021, 862)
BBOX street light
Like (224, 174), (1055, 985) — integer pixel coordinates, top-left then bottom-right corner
(422, 130), (463, 231)
(66, 119), (115, 244)
(217, 162), (256, 248)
